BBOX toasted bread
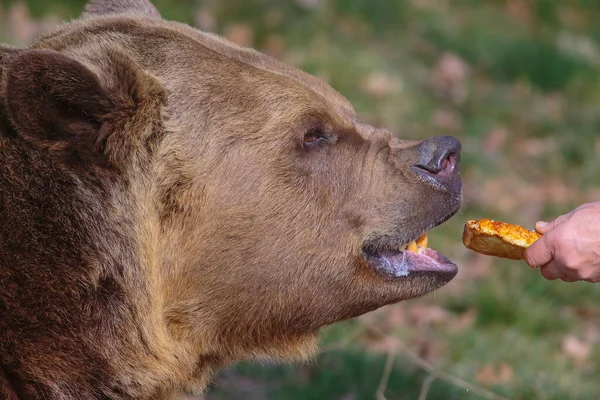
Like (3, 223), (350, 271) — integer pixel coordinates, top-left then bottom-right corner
(462, 219), (542, 260)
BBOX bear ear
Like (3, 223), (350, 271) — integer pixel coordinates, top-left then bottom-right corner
(84, 0), (161, 19)
(4, 50), (122, 162)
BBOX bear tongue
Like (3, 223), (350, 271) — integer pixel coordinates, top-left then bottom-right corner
(368, 232), (457, 278)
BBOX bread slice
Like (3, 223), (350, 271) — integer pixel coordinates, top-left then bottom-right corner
(462, 219), (542, 260)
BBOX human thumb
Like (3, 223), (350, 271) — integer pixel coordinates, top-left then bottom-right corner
(535, 214), (568, 234)
(524, 237), (553, 268)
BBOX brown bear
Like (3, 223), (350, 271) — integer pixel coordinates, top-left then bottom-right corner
(0, 0), (462, 398)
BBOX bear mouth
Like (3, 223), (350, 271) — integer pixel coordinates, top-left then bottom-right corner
(362, 233), (458, 279)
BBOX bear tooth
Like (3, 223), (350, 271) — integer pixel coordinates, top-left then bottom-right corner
(407, 241), (418, 252)
(406, 234), (428, 253)
(416, 233), (428, 249)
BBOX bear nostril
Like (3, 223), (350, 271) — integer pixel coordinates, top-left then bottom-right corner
(439, 152), (458, 174)
(441, 155), (451, 172)
(412, 136), (461, 189)
(414, 136), (460, 173)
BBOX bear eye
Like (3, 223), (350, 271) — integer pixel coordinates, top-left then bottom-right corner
(303, 128), (335, 146)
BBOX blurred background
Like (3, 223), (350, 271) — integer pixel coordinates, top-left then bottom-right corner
(2, 0), (600, 398)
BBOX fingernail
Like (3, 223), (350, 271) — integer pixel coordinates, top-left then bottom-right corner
(536, 221), (548, 229)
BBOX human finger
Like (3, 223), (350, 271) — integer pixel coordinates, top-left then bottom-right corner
(560, 270), (581, 282)
(580, 267), (600, 283)
(540, 262), (564, 280)
(584, 275), (600, 283)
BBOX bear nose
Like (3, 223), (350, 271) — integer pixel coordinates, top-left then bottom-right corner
(412, 135), (461, 190)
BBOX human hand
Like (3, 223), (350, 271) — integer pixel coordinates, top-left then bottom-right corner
(524, 202), (600, 282)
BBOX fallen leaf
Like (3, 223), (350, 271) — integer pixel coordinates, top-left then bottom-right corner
(476, 363), (514, 385)
(506, 0), (532, 24)
(430, 52), (470, 105)
(406, 304), (451, 328)
(360, 72), (401, 98)
(562, 335), (591, 369)
(450, 309), (477, 332)
(413, 334), (448, 362)
(483, 126), (508, 156)
(362, 331), (403, 354)
(585, 324), (600, 344)
(433, 109), (463, 132)
(515, 137), (555, 158)
(263, 35), (285, 59)
(295, 0), (324, 9)
(9, 2), (38, 44)
(194, 9), (216, 32)
(224, 24), (254, 47)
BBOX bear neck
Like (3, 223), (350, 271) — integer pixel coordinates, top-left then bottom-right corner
(0, 46), (19, 100)
(0, 46), (7, 92)
(0, 136), (210, 397)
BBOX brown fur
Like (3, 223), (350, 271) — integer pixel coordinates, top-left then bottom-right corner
(0, 1), (462, 398)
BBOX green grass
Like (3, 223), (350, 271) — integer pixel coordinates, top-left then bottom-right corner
(3, 0), (600, 399)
